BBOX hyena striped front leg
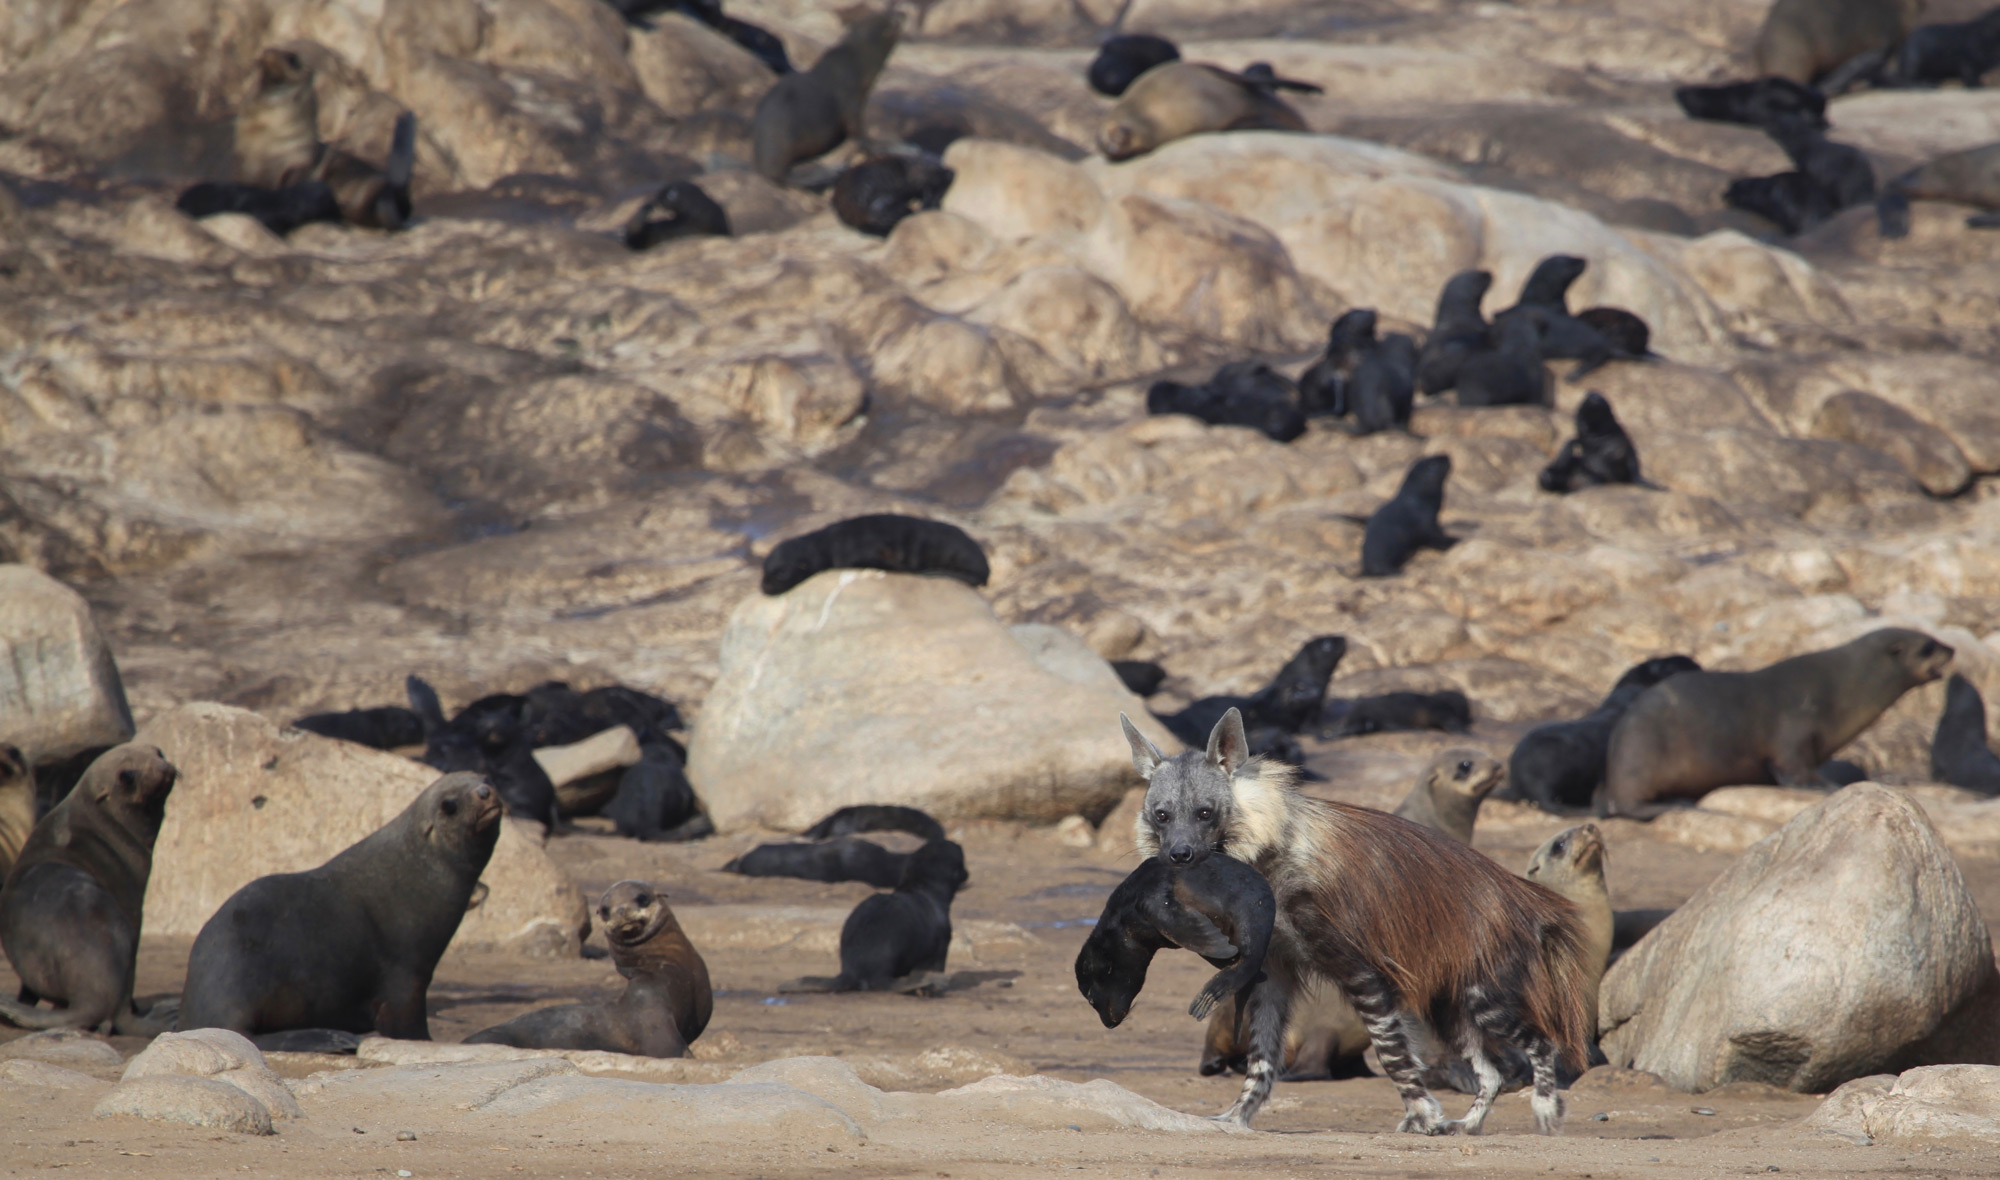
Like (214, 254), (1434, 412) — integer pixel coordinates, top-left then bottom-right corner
(1341, 967), (1447, 1134)
(1215, 976), (1289, 1127)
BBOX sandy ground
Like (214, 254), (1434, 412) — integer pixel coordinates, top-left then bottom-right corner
(4, 735), (1995, 1179)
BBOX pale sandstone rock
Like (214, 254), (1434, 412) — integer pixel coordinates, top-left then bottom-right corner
(1600, 785), (1996, 1091)
(0, 565), (135, 762)
(122, 1029), (303, 1120)
(942, 139), (1104, 241)
(0, 1029), (124, 1070)
(137, 703), (587, 955)
(94, 1075), (273, 1135)
(1811, 391), (1972, 498)
(0, 1060), (105, 1090)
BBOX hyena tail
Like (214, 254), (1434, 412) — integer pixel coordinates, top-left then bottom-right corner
(1525, 914), (1594, 1072)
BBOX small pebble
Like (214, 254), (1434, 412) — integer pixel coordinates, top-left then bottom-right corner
(1066, 1124), (1082, 1132)
(1692, 1107), (1716, 1116)
(1590, 1112), (1609, 1122)
(398, 1172), (413, 1179)
(396, 1131), (417, 1142)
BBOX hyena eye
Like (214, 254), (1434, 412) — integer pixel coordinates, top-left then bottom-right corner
(1196, 808), (1213, 822)
(1154, 809), (1170, 823)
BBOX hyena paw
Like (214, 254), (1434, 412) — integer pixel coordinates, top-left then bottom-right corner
(1397, 1111), (1448, 1136)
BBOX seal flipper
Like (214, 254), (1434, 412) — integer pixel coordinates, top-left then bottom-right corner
(1968, 211), (2000, 229)
(1234, 62), (1325, 95)
(252, 1028), (362, 1054)
(373, 112), (416, 231)
(406, 675), (448, 735)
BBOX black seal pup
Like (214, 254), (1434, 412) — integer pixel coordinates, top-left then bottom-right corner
(290, 705), (426, 750)
(1539, 392), (1642, 493)
(407, 677), (557, 826)
(723, 836), (909, 888)
(0, 745), (177, 1034)
(1074, 853), (1275, 1028)
(1454, 314), (1548, 407)
(1161, 636), (1348, 757)
(761, 514), (989, 595)
(1347, 333), (1418, 435)
(801, 804), (946, 843)
(466, 881), (711, 1057)
(782, 840), (971, 993)
(1574, 308), (1652, 360)
(1297, 309), (1377, 417)
(625, 181), (731, 250)
(1147, 363), (1306, 442)
(1754, 0), (1917, 85)
(1359, 454), (1456, 577)
(176, 179), (342, 236)
(1727, 114), (1875, 235)
(606, 1), (792, 72)
(1417, 270), (1494, 397)
(178, 772), (502, 1044)
(1112, 660), (1169, 698)
(1505, 656), (1702, 813)
(833, 155), (953, 236)
(1392, 749), (1505, 846)
(1318, 690), (1473, 738)
(1878, 142), (2000, 238)
(752, 11), (901, 182)
(1674, 76), (1828, 128)
(1932, 674), (2000, 795)
(1605, 629), (1952, 817)
(1875, 10), (2000, 87)
(1087, 34), (1181, 97)
(1492, 255), (1617, 381)
(601, 741), (708, 841)
(1097, 61), (1315, 161)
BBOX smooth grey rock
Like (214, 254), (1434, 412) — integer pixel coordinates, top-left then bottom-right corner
(0, 1060), (106, 1090)
(0, 565), (134, 763)
(0, 1029), (123, 1069)
(123, 1029), (301, 1119)
(473, 1074), (865, 1141)
(94, 1075), (273, 1134)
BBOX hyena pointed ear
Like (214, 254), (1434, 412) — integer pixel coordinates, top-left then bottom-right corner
(1208, 707), (1250, 776)
(1119, 713), (1164, 780)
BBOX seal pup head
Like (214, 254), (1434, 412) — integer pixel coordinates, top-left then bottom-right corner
(80, 744), (179, 830)
(1124, 707), (1292, 866)
(1526, 823), (1605, 886)
(1426, 748), (1504, 807)
(416, 771), (503, 867)
(898, 838), (969, 894)
(1398, 453), (1452, 513)
(1516, 255), (1587, 308)
(1435, 269), (1493, 323)
(597, 880), (674, 948)
(1865, 628), (1953, 687)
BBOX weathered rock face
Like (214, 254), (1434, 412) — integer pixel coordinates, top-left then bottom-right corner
(0, 565), (134, 763)
(119, 1029), (301, 1120)
(136, 703), (586, 955)
(1807, 1065), (2000, 1148)
(688, 572), (1177, 832)
(1599, 785), (1997, 1093)
(94, 1075), (274, 1135)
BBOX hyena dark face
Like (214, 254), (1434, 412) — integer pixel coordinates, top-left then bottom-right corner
(1120, 709), (1252, 865)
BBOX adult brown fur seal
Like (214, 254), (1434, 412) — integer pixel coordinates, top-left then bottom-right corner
(466, 880), (711, 1057)
(1878, 142), (2000, 237)
(752, 11), (902, 183)
(1523, 825), (1612, 1041)
(1098, 61), (1312, 162)
(1393, 748), (1505, 846)
(0, 745), (177, 1033)
(178, 771), (500, 1044)
(0, 745), (33, 881)
(1754, 0), (1922, 85)
(234, 47), (321, 188)
(1604, 628), (1951, 818)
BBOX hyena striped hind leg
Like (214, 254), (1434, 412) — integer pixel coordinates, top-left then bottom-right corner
(1445, 1020), (1505, 1135)
(1342, 968), (1447, 1135)
(1467, 986), (1566, 1135)
(1215, 977), (1289, 1127)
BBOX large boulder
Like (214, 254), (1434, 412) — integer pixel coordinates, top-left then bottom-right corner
(137, 703), (586, 955)
(121, 1029), (301, 1120)
(0, 564), (134, 762)
(687, 572), (1178, 832)
(1599, 784), (1996, 1092)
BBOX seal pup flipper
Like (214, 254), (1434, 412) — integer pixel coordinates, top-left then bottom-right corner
(373, 111), (417, 231)
(407, 675), (448, 735)
(1233, 62), (1325, 95)
(252, 1028), (363, 1054)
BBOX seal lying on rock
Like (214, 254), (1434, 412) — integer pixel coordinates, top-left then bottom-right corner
(609, 0), (793, 74)
(1931, 674), (2000, 794)
(1161, 636), (1347, 760)
(176, 179), (342, 236)
(1539, 392), (1642, 493)
(1147, 363), (1306, 442)
(600, 741), (707, 841)
(752, 11), (901, 182)
(624, 181), (730, 250)
(802, 804), (946, 843)
(178, 772), (501, 1045)
(1359, 454), (1457, 577)
(1392, 748), (1505, 846)
(0, 745), (177, 1034)
(1726, 114), (1875, 235)
(1087, 33), (1181, 97)
(1112, 660), (1168, 697)
(1319, 690), (1473, 738)
(1417, 270), (1494, 397)
(1604, 629), (1952, 817)
(833, 155), (953, 236)
(782, 840), (970, 994)
(1878, 142), (2000, 237)
(316, 111), (417, 231)
(1872, 9), (2000, 88)
(1492, 255), (1620, 381)
(724, 835), (909, 888)
(1097, 60), (1316, 161)
(466, 881), (711, 1057)
(1675, 76), (1828, 128)
(761, 514), (989, 595)
(1506, 656), (1703, 813)
(289, 705), (425, 750)
(1753, 0), (1918, 86)
(1075, 853), (1274, 1028)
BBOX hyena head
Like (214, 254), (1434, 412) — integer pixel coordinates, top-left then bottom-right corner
(1119, 708), (1251, 866)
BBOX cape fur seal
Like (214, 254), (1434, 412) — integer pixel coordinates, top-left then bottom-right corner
(1162, 636), (1347, 750)
(234, 47), (320, 189)
(1523, 825), (1613, 1042)
(290, 705), (426, 750)
(1726, 114), (1875, 235)
(1674, 77), (1827, 128)
(1454, 314), (1548, 407)
(1147, 363), (1306, 442)
(1392, 748), (1505, 845)
(1098, 61), (1315, 161)
(1360, 454), (1457, 576)
(1878, 142), (2000, 237)
(0, 745), (177, 1034)
(752, 12), (901, 182)
(782, 840), (969, 994)
(600, 741), (706, 841)
(1088, 34), (1182, 97)
(1874, 10), (2000, 87)
(178, 772), (501, 1043)
(466, 881), (711, 1056)
(1298, 309), (1377, 417)
(723, 835), (909, 888)
(1932, 673), (2000, 794)
(1506, 656), (1702, 813)
(1604, 629), (1952, 817)
(1347, 333), (1418, 435)
(0, 746), (33, 882)
(624, 181), (731, 250)
(1539, 392), (1642, 493)
(1417, 270), (1494, 397)
(1074, 853), (1274, 1028)
(176, 179), (342, 236)
(1318, 690), (1473, 738)
(611, 0), (793, 74)
(833, 155), (953, 236)
(1753, 0), (1919, 85)
(1491, 255), (1619, 381)
(1113, 660), (1168, 697)
(761, 514), (989, 595)
(801, 804), (946, 843)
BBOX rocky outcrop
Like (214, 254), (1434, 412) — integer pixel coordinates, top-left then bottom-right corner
(1806, 1065), (2000, 1148)
(0, 565), (134, 763)
(1600, 785), (1997, 1092)
(688, 572), (1177, 831)
(137, 703), (586, 955)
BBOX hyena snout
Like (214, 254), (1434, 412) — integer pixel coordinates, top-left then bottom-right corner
(1168, 842), (1197, 865)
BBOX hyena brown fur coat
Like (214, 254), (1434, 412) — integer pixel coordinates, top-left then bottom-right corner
(1121, 708), (1591, 1134)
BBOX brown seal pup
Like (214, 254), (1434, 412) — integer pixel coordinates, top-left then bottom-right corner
(0, 745), (33, 881)
(752, 11), (902, 183)
(1753, 0), (1920, 85)
(1097, 61), (1313, 162)
(1202, 980), (1372, 1082)
(1393, 748), (1505, 846)
(178, 771), (501, 1044)
(465, 881), (711, 1056)
(234, 47), (322, 189)
(1523, 825), (1613, 1042)
(1879, 142), (2000, 237)
(0, 745), (177, 1033)
(1604, 628), (1952, 817)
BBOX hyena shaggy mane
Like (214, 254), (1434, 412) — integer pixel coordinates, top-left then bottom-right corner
(1120, 708), (1591, 1135)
